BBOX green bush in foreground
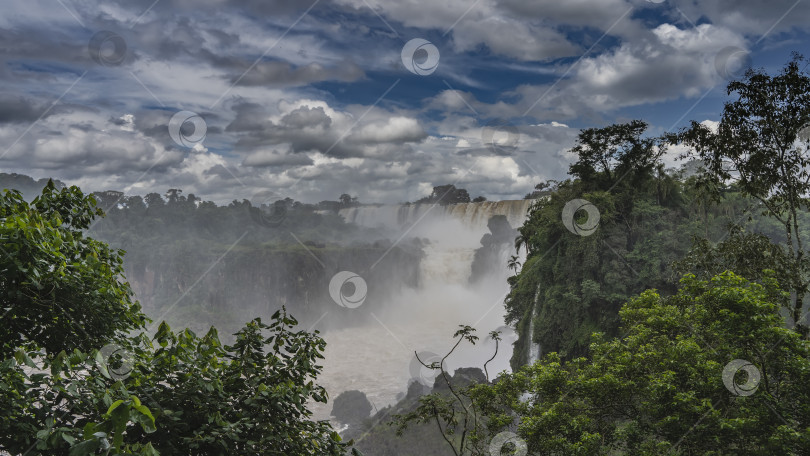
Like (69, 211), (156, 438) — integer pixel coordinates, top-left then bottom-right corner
(475, 272), (810, 455)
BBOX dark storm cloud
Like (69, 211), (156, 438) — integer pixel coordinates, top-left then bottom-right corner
(242, 148), (315, 167)
(0, 27), (95, 77)
(280, 106), (332, 129)
(457, 146), (519, 157)
(229, 60), (365, 87)
(227, 102), (356, 157)
(105, 0), (311, 16)
(225, 99), (426, 163)
(0, 95), (54, 124)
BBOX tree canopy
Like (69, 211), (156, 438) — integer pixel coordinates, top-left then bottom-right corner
(477, 272), (810, 454)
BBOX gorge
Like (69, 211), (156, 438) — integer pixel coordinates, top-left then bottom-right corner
(99, 197), (539, 425)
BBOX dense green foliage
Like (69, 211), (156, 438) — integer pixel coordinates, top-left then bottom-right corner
(674, 53), (810, 330)
(504, 137), (763, 364)
(506, 56), (810, 365)
(0, 182), (146, 358)
(0, 185), (355, 454)
(476, 272), (810, 454)
(413, 184), (474, 205)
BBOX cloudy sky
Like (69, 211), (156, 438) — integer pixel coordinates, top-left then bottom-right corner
(1, 0), (808, 204)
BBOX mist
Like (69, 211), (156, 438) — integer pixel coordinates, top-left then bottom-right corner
(308, 200), (532, 422)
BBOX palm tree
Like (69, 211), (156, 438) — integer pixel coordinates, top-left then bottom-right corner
(514, 233), (526, 255)
(507, 255), (522, 275)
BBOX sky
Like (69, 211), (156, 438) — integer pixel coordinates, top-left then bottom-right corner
(0, 0), (809, 204)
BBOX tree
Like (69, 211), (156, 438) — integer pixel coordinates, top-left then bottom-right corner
(2, 311), (356, 455)
(674, 228), (802, 294)
(339, 193), (358, 207)
(507, 255), (521, 275)
(123, 195), (147, 214)
(475, 272), (810, 454)
(569, 120), (664, 188)
(472, 196), (487, 203)
(416, 185), (472, 205)
(92, 190), (124, 213)
(523, 181), (556, 200)
(144, 192), (165, 208)
(674, 54), (810, 329)
(0, 182), (146, 358)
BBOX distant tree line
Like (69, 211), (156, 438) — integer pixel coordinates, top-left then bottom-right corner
(412, 184), (486, 205)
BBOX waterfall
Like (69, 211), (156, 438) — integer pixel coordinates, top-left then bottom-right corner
(527, 285), (542, 365)
(311, 199), (533, 423)
(339, 200), (533, 288)
(339, 200), (533, 234)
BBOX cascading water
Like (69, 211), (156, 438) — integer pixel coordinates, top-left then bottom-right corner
(309, 200), (532, 423)
(527, 285), (542, 365)
(339, 200), (533, 234)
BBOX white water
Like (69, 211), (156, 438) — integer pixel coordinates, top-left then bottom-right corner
(309, 200), (535, 423)
(526, 283), (543, 365)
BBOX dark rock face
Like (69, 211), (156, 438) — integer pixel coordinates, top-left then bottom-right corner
(432, 367), (487, 391)
(405, 379), (431, 400)
(126, 243), (423, 336)
(469, 215), (518, 283)
(331, 390), (373, 426)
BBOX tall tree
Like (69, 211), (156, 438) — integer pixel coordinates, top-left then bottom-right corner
(674, 54), (810, 330)
(568, 120), (664, 188)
